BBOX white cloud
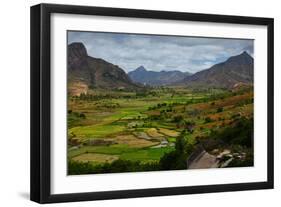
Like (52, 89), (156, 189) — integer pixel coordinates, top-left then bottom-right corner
(68, 31), (253, 73)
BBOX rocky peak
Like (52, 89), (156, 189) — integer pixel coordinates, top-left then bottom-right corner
(225, 51), (253, 66)
(67, 42), (140, 92)
(68, 42), (88, 59)
(68, 42), (88, 70)
(135, 66), (147, 72)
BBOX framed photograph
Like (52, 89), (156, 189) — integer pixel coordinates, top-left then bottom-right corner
(30, 3), (274, 203)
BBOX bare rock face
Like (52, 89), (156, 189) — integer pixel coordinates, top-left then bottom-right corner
(68, 42), (88, 70)
(67, 42), (140, 95)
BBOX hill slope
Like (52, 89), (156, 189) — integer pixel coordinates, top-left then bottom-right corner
(128, 66), (192, 86)
(68, 42), (139, 95)
(181, 51), (254, 88)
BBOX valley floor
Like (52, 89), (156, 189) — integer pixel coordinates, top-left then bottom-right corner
(67, 86), (254, 175)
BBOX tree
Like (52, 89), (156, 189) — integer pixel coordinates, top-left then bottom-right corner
(204, 116), (213, 123)
(217, 107), (223, 113)
(79, 113), (86, 119)
(159, 131), (195, 170)
(173, 115), (184, 123)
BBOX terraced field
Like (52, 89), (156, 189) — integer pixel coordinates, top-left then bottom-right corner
(67, 87), (254, 174)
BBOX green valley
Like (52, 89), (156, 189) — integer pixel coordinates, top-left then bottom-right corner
(68, 86), (254, 174)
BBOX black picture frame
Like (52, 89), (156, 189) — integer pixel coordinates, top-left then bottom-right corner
(30, 3), (274, 204)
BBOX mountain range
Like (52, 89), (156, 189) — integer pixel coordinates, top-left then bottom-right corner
(128, 52), (253, 88)
(68, 42), (254, 95)
(128, 66), (192, 86)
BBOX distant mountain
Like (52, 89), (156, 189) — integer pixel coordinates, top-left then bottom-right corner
(181, 51), (254, 88)
(128, 66), (192, 86)
(68, 42), (140, 95)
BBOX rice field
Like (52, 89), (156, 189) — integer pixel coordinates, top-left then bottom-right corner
(68, 87), (253, 172)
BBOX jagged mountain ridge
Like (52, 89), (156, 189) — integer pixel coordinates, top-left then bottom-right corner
(128, 66), (192, 86)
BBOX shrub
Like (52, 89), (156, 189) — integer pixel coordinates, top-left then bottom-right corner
(204, 117), (253, 148)
(79, 113), (86, 118)
(217, 107), (223, 113)
(204, 117), (213, 123)
(68, 159), (161, 175)
(172, 115), (184, 123)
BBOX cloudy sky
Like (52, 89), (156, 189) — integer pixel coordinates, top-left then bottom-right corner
(68, 31), (253, 73)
